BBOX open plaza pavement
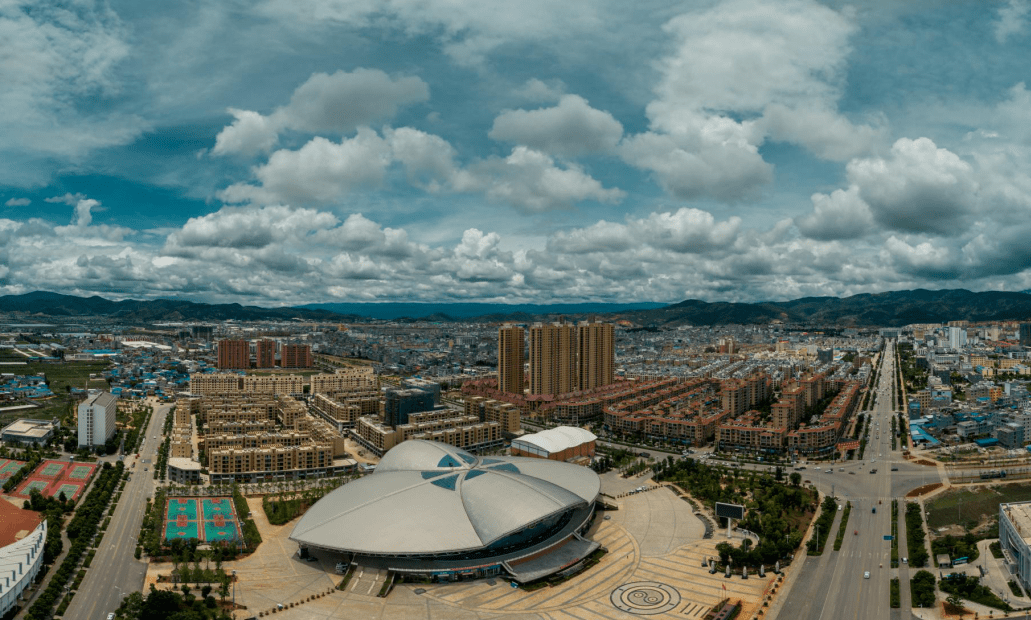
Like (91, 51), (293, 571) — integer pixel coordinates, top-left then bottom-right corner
(144, 471), (778, 620)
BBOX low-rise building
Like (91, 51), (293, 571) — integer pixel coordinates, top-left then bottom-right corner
(0, 502), (46, 617)
(0, 418), (58, 446)
(511, 426), (596, 461)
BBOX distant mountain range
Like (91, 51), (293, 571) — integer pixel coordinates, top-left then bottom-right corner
(617, 289), (1031, 328)
(298, 301), (666, 320)
(1, 289), (1031, 327)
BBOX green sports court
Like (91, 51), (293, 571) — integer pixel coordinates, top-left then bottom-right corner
(68, 465), (93, 480)
(22, 480), (49, 494)
(39, 461), (66, 477)
(54, 484), (80, 500)
(0, 458), (26, 481)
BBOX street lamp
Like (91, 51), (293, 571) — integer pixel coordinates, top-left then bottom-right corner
(232, 570), (237, 607)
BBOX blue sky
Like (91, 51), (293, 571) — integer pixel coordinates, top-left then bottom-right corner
(2, 0), (1031, 305)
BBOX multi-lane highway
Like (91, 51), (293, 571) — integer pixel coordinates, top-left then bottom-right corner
(62, 400), (172, 620)
(776, 341), (938, 620)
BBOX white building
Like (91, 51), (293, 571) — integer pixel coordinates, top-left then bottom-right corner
(0, 512), (46, 617)
(78, 391), (118, 447)
(1001, 502), (1031, 591)
(948, 327), (967, 350)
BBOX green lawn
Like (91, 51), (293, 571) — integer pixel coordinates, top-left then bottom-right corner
(926, 484), (1031, 530)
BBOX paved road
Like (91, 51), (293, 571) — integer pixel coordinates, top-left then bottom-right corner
(63, 401), (172, 620)
(776, 341), (935, 620)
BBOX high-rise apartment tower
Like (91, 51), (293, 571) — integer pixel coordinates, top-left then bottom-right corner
(529, 322), (577, 396)
(217, 339), (250, 369)
(498, 325), (525, 395)
(576, 320), (614, 391)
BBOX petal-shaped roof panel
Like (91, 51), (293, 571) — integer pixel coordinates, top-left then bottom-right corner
(290, 440), (600, 555)
(375, 440), (476, 473)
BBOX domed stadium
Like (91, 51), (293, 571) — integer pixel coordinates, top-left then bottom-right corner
(290, 440), (601, 583)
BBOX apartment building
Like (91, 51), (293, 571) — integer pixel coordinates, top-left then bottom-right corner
(256, 339), (276, 368)
(463, 396), (521, 434)
(529, 321), (577, 396)
(189, 372), (303, 395)
(498, 324), (525, 395)
(576, 320), (614, 391)
(310, 367), (376, 394)
(217, 339), (250, 369)
(240, 374), (304, 395)
(281, 344), (312, 368)
(351, 410), (502, 456)
(310, 390), (382, 431)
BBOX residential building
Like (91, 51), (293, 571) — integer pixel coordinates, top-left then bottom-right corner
(77, 391), (118, 447)
(256, 339), (276, 368)
(310, 367), (376, 394)
(498, 324), (525, 395)
(190, 373), (243, 395)
(576, 320), (614, 391)
(217, 339), (250, 369)
(384, 387), (436, 427)
(281, 344), (312, 368)
(529, 321), (576, 396)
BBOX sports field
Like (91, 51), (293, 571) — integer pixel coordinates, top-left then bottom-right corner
(164, 497), (241, 543)
(0, 458), (27, 481)
(14, 459), (96, 501)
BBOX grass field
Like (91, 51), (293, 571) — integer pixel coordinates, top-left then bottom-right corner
(2, 361), (111, 393)
(925, 483), (1031, 530)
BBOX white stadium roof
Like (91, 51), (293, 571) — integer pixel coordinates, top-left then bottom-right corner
(290, 440), (599, 556)
(511, 426), (597, 455)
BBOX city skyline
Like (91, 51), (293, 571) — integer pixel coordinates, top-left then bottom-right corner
(3, 1), (1031, 306)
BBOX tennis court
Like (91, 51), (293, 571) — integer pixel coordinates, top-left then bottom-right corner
(13, 460), (93, 501)
(0, 458), (26, 481)
(68, 465), (93, 479)
(54, 483), (80, 499)
(39, 460), (66, 477)
(22, 480), (49, 495)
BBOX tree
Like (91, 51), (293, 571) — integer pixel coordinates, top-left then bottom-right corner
(790, 472), (802, 486)
(774, 466), (784, 482)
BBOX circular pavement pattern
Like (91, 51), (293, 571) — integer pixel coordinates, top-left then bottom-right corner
(610, 582), (681, 615)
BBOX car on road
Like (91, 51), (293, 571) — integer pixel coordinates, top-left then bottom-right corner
(869, 469), (877, 474)
(872, 507), (877, 513)
(864, 571), (870, 579)
(902, 557), (908, 563)
(891, 466), (899, 471)
(108, 614), (115, 620)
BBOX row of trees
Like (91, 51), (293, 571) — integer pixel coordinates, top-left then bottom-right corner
(116, 584), (233, 620)
(905, 502), (930, 568)
(655, 457), (814, 567)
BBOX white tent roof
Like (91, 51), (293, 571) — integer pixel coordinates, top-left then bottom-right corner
(512, 426), (596, 455)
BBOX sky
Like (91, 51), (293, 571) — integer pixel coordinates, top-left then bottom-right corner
(2, 0), (1031, 307)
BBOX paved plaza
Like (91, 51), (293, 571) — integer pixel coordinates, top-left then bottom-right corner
(165, 472), (776, 620)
